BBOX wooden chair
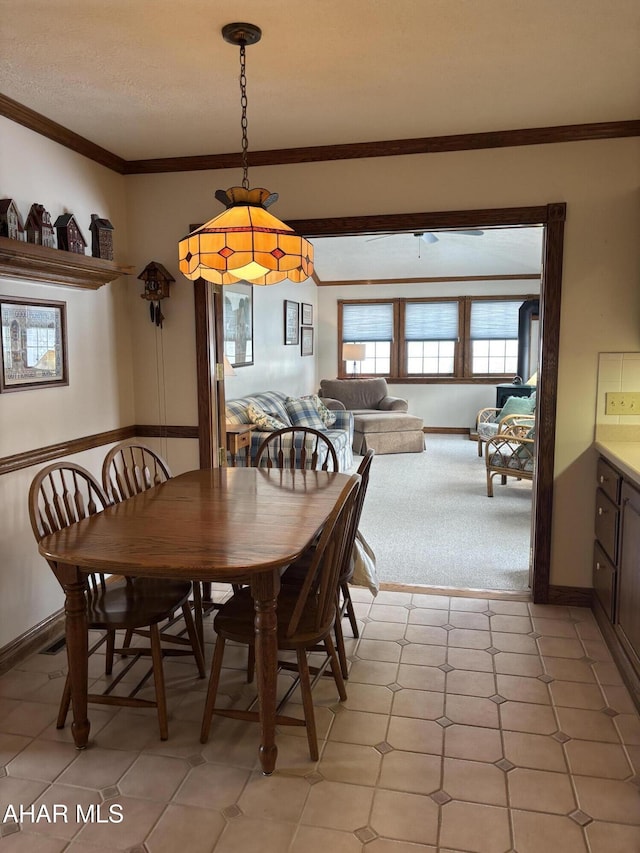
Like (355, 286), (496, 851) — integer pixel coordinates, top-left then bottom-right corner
(29, 462), (205, 740)
(254, 427), (339, 471)
(281, 450), (375, 678)
(101, 441), (172, 502)
(200, 473), (361, 761)
(476, 407), (536, 457)
(485, 431), (535, 497)
(102, 441), (215, 649)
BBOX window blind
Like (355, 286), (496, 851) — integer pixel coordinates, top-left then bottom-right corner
(342, 302), (394, 342)
(470, 300), (521, 340)
(404, 301), (458, 341)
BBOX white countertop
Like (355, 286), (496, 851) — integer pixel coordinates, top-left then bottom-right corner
(594, 440), (640, 484)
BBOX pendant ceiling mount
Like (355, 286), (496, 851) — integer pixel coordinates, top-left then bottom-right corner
(221, 22), (262, 46)
(178, 22), (314, 286)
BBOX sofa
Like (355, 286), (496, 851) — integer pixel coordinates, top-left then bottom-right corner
(225, 390), (354, 471)
(318, 378), (424, 455)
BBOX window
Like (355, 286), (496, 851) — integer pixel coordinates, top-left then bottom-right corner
(404, 301), (458, 375)
(338, 296), (535, 382)
(341, 301), (394, 376)
(469, 300), (520, 376)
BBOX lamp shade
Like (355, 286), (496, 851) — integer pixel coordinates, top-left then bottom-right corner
(223, 355), (236, 377)
(342, 343), (367, 362)
(178, 188), (314, 286)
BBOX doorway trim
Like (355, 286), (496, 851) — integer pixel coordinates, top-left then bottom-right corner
(195, 202), (565, 604)
(288, 202), (565, 604)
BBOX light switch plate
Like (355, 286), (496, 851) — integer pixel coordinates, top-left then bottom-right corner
(605, 391), (640, 415)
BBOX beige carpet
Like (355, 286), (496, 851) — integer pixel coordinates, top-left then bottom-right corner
(354, 434), (532, 591)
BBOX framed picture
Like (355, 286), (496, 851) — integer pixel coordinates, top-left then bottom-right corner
(301, 326), (314, 357)
(301, 302), (313, 326)
(223, 281), (253, 367)
(284, 300), (299, 345)
(0, 296), (68, 393)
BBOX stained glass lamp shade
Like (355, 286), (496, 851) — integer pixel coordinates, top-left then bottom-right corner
(178, 188), (314, 286)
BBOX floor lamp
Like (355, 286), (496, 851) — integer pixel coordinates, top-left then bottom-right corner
(343, 343), (366, 378)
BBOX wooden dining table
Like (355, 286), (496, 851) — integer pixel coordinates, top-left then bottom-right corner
(38, 465), (350, 775)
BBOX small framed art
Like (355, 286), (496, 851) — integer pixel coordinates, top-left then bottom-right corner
(284, 300), (299, 345)
(223, 281), (253, 367)
(301, 326), (314, 357)
(301, 302), (313, 326)
(0, 296), (68, 393)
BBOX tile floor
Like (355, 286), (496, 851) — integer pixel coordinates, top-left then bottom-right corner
(0, 587), (639, 852)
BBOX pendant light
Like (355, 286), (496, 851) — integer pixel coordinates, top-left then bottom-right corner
(178, 23), (314, 286)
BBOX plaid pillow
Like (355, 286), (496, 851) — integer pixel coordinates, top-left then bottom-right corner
(285, 396), (326, 430)
(247, 402), (289, 432)
(300, 394), (337, 428)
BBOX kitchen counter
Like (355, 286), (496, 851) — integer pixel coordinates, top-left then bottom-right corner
(594, 440), (640, 485)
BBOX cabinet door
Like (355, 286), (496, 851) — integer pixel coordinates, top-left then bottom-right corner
(595, 489), (619, 565)
(619, 482), (640, 662)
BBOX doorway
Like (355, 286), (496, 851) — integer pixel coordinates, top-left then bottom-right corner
(195, 203), (565, 604)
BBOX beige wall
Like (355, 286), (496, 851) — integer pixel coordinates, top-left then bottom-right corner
(1, 119), (639, 648)
(0, 119), (133, 647)
(126, 137), (640, 592)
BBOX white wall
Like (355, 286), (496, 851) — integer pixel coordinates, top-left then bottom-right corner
(0, 119), (132, 647)
(317, 279), (538, 428)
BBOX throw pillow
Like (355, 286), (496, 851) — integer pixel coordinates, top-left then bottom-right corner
(285, 396), (327, 430)
(246, 402), (289, 432)
(300, 394), (337, 428)
(498, 395), (535, 420)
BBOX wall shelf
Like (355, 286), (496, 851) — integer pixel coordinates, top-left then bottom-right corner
(0, 236), (132, 289)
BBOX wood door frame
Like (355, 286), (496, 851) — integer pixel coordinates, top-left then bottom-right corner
(195, 202), (565, 602)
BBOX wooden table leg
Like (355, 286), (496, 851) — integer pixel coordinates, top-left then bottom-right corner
(250, 569), (280, 775)
(56, 564), (90, 749)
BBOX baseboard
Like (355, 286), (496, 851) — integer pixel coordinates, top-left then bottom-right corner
(380, 581), (531, 601)
(592, 596), (640, 711)
(547, 585), (593, 607)
(424, 427), (471, 435)
(0, 609), (65, 675)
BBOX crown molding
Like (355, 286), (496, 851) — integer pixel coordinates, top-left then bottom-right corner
(1, 92), (638, 175)
(0, 93), (127, 173)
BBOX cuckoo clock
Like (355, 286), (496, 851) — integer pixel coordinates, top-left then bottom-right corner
(54, 213), (87, 254)
(89, 214), (114, 260)
(25, 203), (56, 248)
(0, 199), (25, 241)
(138, 261), (174, 328)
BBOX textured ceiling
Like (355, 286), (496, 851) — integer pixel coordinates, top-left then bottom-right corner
(1, 0), (639, 161)
(313, 227), (544, 282)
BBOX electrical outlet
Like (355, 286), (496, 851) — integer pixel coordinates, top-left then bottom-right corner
(605, 391), (640, 415)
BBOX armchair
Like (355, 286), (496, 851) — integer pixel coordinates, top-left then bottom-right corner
(318, 378), (408, 414)
(318, 378), (423, 455)
(476, 408), (535, 456)
(485, 428), (535, 497)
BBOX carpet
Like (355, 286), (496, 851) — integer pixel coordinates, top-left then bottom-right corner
(354, 434), (532, 591)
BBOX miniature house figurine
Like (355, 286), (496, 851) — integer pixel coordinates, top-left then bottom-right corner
(0, 199), (26, 241)
(138, 261), (174, 328)
(89, 214), (114, 260)
(25, 203), (56, 248)
(54, 213), (87, 254)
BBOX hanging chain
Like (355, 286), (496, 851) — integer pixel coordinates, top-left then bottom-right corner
(239, 42), (250, 189)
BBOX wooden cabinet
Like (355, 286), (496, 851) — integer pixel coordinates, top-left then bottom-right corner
(618, 482), (640, 667)
(593, 454), (640, 704)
